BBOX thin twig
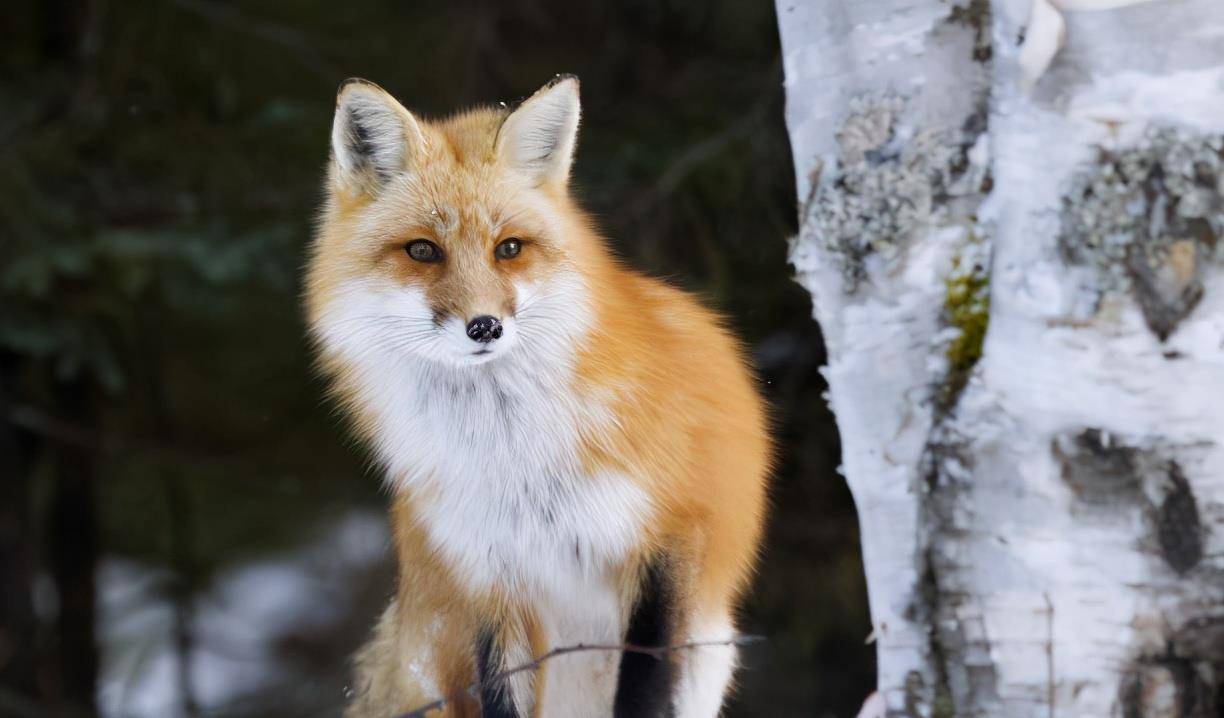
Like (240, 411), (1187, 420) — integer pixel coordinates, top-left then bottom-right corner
(393, 634), (764, 718)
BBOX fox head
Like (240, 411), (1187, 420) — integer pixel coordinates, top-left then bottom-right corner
(307, 76), (595, 377)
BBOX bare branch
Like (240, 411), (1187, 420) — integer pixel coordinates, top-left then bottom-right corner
(392, 634), (764, 718)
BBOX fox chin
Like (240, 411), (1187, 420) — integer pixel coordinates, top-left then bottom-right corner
(305, 75), (771, 718)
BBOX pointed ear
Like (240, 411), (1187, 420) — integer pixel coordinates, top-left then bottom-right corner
(331, 78), (424, 195)
(496, 76), (581, 187)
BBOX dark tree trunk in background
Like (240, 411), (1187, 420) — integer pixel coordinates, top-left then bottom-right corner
(0, 364), (99, 718)
(0, 355), (40, 712)
(29, 0), (103, 709)
(48, 381), (99, 717)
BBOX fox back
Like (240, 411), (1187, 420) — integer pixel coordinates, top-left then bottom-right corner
(306, 76), (770, 718)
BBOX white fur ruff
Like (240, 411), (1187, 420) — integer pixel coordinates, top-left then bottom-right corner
(315, 268), (651, 713)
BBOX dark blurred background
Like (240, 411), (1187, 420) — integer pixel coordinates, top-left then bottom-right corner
(0, 1), (871, 716)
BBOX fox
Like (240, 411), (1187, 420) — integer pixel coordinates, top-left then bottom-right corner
(305, 75), (770, 718)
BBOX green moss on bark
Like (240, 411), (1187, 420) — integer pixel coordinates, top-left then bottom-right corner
(938, 241), (990, 412)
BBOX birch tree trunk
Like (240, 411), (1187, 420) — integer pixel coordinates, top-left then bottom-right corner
(776, 1), (1224, 716)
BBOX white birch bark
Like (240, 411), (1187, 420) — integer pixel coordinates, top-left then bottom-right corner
(776, 2), (1224, 716)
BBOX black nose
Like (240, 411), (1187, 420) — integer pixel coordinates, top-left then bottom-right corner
(465, 315), (503, 343)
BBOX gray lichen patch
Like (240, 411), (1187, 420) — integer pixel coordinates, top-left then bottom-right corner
(1060, 127), (1224, 340)
(806, 93), (976, 290)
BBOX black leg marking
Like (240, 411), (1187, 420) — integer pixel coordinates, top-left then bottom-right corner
(614, 558), (677, 718)
(475, 628), (519, 718)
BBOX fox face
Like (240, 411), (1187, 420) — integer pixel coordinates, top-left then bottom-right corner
(307, 76), (589, 371)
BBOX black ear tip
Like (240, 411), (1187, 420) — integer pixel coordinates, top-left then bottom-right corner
(337, 77), (381, 99)
(547, 73), (580, 90)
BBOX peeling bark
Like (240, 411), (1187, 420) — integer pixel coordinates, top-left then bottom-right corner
(777, 1), (1224, 715)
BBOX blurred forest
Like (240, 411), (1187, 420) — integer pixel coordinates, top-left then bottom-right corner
(0, 1), (872, 716)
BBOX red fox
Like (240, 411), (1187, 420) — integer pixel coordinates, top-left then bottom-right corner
(306, 75), (770, 718)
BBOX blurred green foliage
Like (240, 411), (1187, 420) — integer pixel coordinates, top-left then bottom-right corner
(1, 1), (871, 715)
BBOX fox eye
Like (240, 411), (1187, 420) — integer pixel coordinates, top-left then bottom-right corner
(405, 240), (442, 263)
(495, 238), (522, 260)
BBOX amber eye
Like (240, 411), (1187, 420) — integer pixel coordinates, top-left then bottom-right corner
(405, 240), (442, 263)
(495, 238), (522, 260)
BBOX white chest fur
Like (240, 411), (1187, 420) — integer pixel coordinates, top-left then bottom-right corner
(315, 276), (651, 599)
(388, 359), (648, 598)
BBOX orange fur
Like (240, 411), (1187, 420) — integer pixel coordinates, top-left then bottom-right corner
(306, 77), (770, 717)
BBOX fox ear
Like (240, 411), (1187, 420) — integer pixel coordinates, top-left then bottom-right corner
(496, 76), (581, 187)
(331, 79), (424, 195)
